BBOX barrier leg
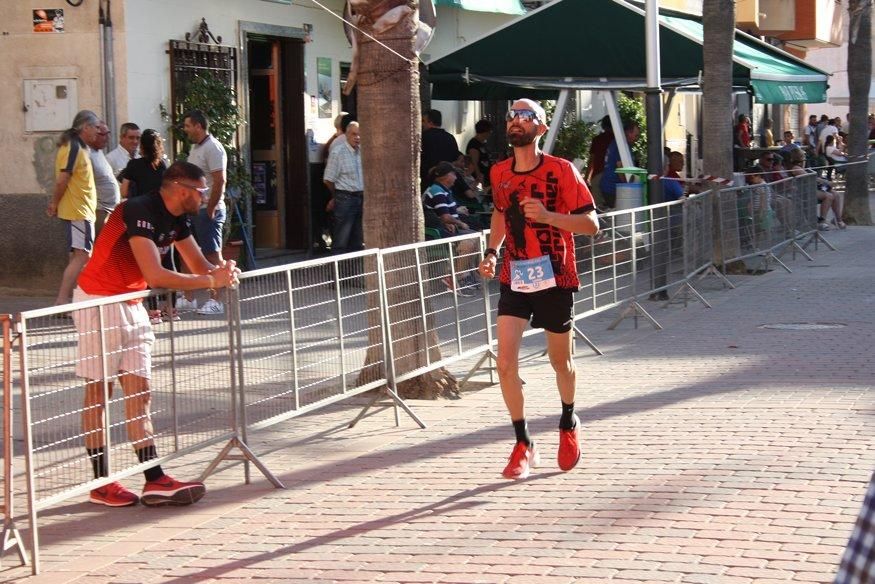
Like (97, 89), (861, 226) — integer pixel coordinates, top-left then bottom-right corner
(696, 265), (735, 289)
(573, 325), (603, 356)
(778, 239), (813, 263)
(666, 281), (711, 309)
(348, 385), (427, 430)
(200, 437), (285, 488)
(607, 300), (662, 331)
(0, 522), (27, 567)
(801, 231), (837, 253)
(459, 349), (497, 389)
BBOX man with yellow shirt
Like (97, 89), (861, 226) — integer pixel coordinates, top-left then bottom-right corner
(47, 110), (99, 306)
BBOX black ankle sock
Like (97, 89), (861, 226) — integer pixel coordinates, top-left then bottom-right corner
(559, 402), (576, 430)
(512, 419), (531, 446)
(136, 445), (164, 482)
(87, 447), (107, 479)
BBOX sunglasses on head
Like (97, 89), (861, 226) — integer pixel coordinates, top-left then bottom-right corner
(506, 109), (541, 124)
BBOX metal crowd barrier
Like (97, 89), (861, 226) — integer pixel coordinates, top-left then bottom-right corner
(718, 173), (830, 274)
(4, 173), (835, 574)
(15, 290), (244, 573)
(1, 315), (26, 568)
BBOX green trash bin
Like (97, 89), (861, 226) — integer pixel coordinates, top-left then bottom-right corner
(615, 167), (649, 209)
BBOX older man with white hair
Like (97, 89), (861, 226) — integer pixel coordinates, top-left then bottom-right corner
(47, 109), (100, 306)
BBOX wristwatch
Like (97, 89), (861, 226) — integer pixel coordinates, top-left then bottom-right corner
(484, 247), (498, 260)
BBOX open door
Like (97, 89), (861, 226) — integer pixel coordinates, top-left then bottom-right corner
(247, 36), (307, 251)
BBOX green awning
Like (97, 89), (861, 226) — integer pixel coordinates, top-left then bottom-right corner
(428, 0), (829, 104)
(662, 14), (828, 104)
(434, 0), (525, 15)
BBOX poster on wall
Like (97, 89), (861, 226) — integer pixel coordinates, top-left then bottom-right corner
(33, 9), (64, 33)
(317, 57), (332, 119)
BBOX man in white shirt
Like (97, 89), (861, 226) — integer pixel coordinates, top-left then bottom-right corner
(105, 123), (142, 179)
(85, 122), (121, 233)
(179, 110), (228, 315)
(324, 121), (364, 255)
(817, 119), (839, 155)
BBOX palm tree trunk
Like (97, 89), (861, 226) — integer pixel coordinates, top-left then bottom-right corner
(845, 0), (873, 225)
(702, 0), (738, 265)
(353, 3), (459, 399)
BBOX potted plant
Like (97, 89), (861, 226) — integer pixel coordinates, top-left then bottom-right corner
(161, 73), (254, 268)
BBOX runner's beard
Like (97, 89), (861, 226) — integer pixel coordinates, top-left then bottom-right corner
(507, 126), (539, 147)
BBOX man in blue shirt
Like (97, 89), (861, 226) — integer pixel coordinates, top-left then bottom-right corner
(599, 120), (640, 209)
(662, 151), (685, 202)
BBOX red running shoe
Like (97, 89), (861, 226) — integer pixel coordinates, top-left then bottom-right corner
(141, 475), (206, 507)
(558, 413), (581, 471)
(89, 481), (139, 507)
(502, 441), (538, 479)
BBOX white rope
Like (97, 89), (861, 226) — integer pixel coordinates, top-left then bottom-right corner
(305, 0), (420, 65)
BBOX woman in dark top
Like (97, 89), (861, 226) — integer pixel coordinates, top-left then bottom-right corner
(120, 129), (167, 198)
(120, 129), (174, 322)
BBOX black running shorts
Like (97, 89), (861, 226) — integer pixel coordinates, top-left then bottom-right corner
(497, 284), (575, 333)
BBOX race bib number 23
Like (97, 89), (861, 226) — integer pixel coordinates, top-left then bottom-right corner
(510, 256), (557, 293)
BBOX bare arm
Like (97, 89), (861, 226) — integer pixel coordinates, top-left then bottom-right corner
(521, 198), (599, 236)
(478, 210), (506, 279)
(47, 172), (71, 217)
(129, 235), (238, 290)
(207, 169), (226, 217)
(120, 179), (130, 199)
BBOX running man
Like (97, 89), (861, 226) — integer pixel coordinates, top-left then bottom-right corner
(479, 99), (599, 480)
(74, 161), (240, 507)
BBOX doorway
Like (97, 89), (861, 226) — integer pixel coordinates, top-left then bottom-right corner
(246, 34), (307, 251)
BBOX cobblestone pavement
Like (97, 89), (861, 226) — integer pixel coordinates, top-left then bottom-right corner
(2, 225), (873, 584)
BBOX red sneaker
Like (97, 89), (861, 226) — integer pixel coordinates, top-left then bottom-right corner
(558, 413), (581, 471)
(502, 441), (538, 479)
(141, 475), (206, 507)
(89, 481), (139, 507)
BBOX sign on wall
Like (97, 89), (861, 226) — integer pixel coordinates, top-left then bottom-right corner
(33, 9), (64, 33)
(317, 57), (332, 119)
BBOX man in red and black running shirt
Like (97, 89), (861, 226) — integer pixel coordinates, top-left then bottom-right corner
(479, 99), (599, 480)
(73, 161), (240, 508)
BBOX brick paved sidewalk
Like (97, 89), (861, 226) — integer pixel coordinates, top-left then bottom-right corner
(3, 227), (874, 584)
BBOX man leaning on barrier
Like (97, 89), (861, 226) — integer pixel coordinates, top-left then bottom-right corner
(478, 99), (600, 480)
(73, 161), (241, 508)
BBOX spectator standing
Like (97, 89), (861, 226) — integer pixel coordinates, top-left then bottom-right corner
(120, 129), (172, 323)
(762, 118), (775, 147)
(179, 110), (228, 316)
(86, 122), (121, 234)
(586, 116), (613, 209)
(779, 131), (802, 155)
(479, 98), (599, 480)
(73, 161), (239, 507)
(662, 152), (686, 202)
(818, 118), (839, 155)
(735, 114), (752, 148)
(465, 119), (493, 187)
(47, 110), (99, 307)
(599, 120), (641, 209)
(802, 115), (818, 148)
(105, 122), (142, 179)
(322, 111), (349, 158)
(421, 109), (459, 186)
(120, 129), (168, 199)
(324, 121), (364, 255)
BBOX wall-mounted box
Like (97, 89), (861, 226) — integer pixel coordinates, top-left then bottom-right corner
(23, 78), (79, 132)
(767, 0), (844, 48)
